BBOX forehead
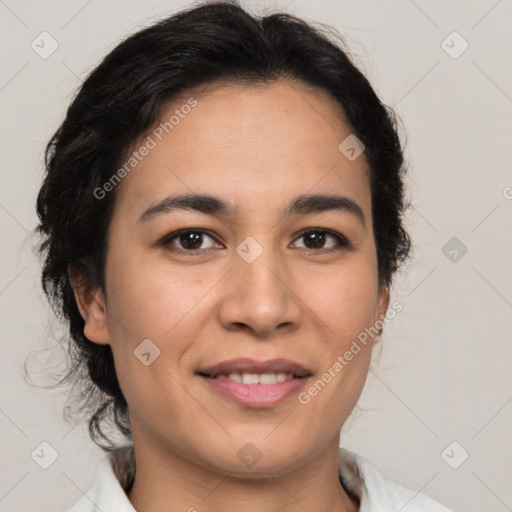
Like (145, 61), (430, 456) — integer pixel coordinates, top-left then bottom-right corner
(114, 79), (371, 219)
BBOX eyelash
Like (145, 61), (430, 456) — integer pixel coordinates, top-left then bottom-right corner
(160, 228), (351, 255)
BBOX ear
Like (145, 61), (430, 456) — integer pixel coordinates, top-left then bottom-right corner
(68, 263), (110, 345)
(374, 282), (390, 341)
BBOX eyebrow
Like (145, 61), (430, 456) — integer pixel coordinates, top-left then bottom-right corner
(138, 192), (365, 227)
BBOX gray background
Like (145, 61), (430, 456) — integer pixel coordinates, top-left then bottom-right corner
(1, 1), (511, 511)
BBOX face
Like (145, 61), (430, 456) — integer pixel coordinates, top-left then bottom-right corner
(74, 79), (389, 476)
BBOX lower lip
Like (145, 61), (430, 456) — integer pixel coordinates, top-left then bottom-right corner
(199, 375), (308, 408)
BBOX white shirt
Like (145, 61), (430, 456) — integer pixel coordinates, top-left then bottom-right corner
(67, 445), (454, 511)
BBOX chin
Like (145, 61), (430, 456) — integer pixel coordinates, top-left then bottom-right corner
(194, 433), (309, 478)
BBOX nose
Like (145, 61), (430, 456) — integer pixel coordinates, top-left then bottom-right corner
(217, 243), (302, 338)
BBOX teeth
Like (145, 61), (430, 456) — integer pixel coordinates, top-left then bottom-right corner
(259, 373), (277, 384)
(242, 373), (260, 384)
(214, 372), (295, 384)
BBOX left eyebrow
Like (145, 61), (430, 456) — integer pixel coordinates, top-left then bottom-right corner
(284, 193), (365, 228)
(138, 192), (365, 228)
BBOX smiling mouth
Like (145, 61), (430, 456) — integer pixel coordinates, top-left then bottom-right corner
(197, 371), (311, 408)
(195, 358), (313, 407)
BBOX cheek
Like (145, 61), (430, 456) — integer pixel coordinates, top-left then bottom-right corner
(299, 268), (378, 421)
(104, 249), (212, 358)
(102, 255), (206, 420)
(301, 261), (380, 344)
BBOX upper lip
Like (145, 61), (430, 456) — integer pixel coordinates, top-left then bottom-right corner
(197, 358), (313, 378)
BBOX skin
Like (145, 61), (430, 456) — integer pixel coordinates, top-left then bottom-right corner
(71, 79), (389, 512)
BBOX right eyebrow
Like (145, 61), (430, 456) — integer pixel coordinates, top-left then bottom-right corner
(138, 193), (234, 224)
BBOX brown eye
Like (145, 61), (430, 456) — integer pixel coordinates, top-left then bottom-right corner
(292, 229), (349, 252)
(179, 231), (203, 250)
(162, 229), (221, 253)
(303, 231), (327, 249)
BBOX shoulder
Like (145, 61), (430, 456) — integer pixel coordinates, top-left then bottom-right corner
(338, 447), (455, 511)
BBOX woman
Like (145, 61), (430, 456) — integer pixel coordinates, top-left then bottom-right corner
(35, 1), (454, 510)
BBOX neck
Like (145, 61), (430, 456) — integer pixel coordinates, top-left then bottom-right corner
(126, 433), (359, 512)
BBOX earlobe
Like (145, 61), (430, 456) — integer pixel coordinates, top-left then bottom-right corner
(68, 264), (110, 345)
